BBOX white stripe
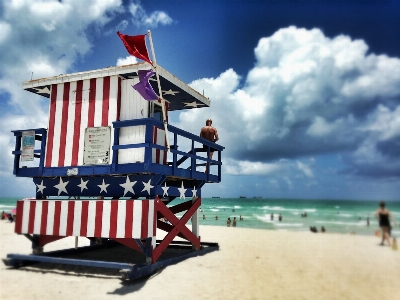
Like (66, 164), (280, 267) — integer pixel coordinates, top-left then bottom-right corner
(94, 77), (103, 127)
(44, 86), (53, 165)
(154, 128), (165, 164)
(21, 201), (31, 233)
(87, 201), (96, 237)
(119, 78), (146, 163)
(108, 76), (118, 161)
(120, 78), (135, 121)
(133, 200), (142, 238)
(64, 81), (77, 166)
(101, 200), (111, 237)
(46, 201), (55, 235)
(129, 200), (135, 237)
(108, 76), (118, 122)
(78, 79), (91, 166)
(147, 200), (154, 238)
(116, 200), (126, 238)
(59, 201), (69, 236)
(72, 201), (82, 236)
(51, 83), (64, 167)
(33, 201), (42, 235)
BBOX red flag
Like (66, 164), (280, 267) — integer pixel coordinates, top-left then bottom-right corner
(117, 31), (152, 65)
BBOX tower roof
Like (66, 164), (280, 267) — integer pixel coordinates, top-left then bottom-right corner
(22, 63), (210, 111)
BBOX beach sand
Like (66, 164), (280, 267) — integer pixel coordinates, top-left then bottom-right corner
(1, 220), (399, 300)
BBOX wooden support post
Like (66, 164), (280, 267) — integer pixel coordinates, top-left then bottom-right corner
(147, 30), (170, 152)
(192, 196), (199, 239)
(153, 197), (201, 262)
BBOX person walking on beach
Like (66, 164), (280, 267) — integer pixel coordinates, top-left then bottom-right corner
(375, 201), (395, 246)
(227, 217), (231, 227)
(233, 217), (237, 227)
(200, 119), (219, 172)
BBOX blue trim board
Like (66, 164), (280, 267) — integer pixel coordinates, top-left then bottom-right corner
(3, 241), (219, 281)
(32, 175), (204, 198)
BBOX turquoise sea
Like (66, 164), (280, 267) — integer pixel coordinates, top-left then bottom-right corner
(1, 197), (400, 237)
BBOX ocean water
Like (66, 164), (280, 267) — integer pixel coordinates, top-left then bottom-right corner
(1, 197), (400, 237)
(175, 197), (400, 237)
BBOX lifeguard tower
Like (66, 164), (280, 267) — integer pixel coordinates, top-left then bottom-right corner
(3, 59), (224, 280)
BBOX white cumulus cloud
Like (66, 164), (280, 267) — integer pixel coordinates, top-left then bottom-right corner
(174, 26), (400, 179)
(130, 2), (173, 28)
(116, 56), (139, 66)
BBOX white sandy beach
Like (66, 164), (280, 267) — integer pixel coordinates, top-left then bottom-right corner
(1, 220), (399, 300)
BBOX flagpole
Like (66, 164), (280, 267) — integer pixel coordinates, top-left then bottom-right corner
(147, 30), (170, 152)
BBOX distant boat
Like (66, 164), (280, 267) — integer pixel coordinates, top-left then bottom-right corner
(212, 196), (220, 198)
(239, 196), (246, 198)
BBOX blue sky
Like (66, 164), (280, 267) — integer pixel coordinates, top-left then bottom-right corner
(1, 0), (400, 200)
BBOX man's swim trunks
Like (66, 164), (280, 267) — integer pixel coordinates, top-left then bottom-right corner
(203, 141), (217, 152)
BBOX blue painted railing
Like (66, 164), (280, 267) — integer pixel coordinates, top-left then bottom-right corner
(11, 119), (224, 183)
(11, 128), (47, 176)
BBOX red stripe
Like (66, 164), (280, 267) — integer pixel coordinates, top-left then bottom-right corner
(117, 77), (121, 121)
(125, 200), (133, 238)
(53, 201), (62, 236)
(45, 84), (57, 167)
(94, 201), (103, 237)
(66, 201), (75, 236)
(102, 76), (110, 126)
(58, 82), (70, 166)
(88, 78), (96, 127)
(109, 200), (118, 238)
(153, 200), (157, 237)
(14, 201), (24, 233)
(40, 201), (48, 235)
(80, 201), (89, 236)
(27, 201), (36, 234)
(71, 80), (83, 166)
(141, 200), (149, 238)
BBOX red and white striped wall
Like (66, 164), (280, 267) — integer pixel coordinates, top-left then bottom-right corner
(45, 76), (121, 168)
(44, 76), (168, 167)
(15, 199), (156, 242)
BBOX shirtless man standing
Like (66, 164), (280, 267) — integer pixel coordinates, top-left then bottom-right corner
(200, 119), (219, 172)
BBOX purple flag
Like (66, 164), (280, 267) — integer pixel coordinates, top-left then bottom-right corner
(132, 69), (158, 101)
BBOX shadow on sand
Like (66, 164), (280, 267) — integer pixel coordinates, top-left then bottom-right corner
(4, 243), (196, 294)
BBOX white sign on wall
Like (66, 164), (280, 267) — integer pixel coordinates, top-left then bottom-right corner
(83, 126), (111, 165)
(21, 130), (35, 161)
